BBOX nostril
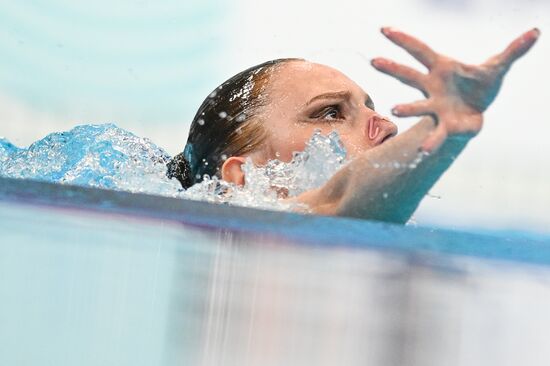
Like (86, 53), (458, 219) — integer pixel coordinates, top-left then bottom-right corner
(367, 117), (381, 140)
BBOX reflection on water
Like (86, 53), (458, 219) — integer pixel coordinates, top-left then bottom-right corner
(2, 195), (550, 366)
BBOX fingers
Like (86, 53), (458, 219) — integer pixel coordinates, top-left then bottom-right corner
(371, 57), (427, 92)
(489, 28), (541, 69)
(381, 27), (438, 69)
(392, 99), (432, 117)
(421, 123), (447, 153)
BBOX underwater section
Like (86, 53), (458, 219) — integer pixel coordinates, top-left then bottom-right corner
(1, 176), (550, 366)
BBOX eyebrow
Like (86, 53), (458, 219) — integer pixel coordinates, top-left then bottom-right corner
(305, 91), (351, 107)
(305, 90), (374, 109)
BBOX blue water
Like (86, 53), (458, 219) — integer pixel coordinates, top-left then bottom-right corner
(0, 124), (182, 195)
(1, 124), (549, 365)
(2, 123), (550, 241)
(0, 123), (350, 211)
(2, 177), (550, 365)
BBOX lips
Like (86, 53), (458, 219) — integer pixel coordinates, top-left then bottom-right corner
(366, 115), (398, 146)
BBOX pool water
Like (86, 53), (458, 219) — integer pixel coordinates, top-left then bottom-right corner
(1, 177), (550, 366)
(0, 123), (352, 212)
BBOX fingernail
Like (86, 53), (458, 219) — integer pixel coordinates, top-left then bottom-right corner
(371, 58), (388, 67)
(391, 107), (401, 115)
(381, 27), (390, 35)
(533, 27), (541, 36)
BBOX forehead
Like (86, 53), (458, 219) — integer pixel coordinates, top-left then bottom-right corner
(267, 61), (367, 102)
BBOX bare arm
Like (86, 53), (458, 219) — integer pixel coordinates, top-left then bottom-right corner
(297, 116), (467, 222)
(296, 28), (540, 223)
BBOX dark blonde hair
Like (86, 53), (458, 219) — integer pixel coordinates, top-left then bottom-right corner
(167, 58), (301, 189)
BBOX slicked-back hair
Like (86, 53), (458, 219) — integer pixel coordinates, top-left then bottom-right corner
(167, 58), (302, 189)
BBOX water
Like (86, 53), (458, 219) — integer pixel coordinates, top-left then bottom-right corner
(0, 124), (181, 196)
(2, 177), (550, 366)
(0, 124), (349, 211)
(1, 124), (550, 365)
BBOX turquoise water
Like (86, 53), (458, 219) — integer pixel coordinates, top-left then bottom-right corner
(2, 125), (550, 365)
(0, 1), (227, 123)
(1, 177), (550, 365)
(0, 123), (349, 211)
(0, 124), (180, 194)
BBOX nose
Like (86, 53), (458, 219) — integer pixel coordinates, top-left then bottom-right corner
(365, 115), (386, 141)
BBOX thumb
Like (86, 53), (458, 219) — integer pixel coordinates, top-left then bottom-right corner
(487, 28), (540, 69)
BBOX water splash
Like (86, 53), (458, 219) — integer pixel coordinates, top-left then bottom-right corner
(0, 124), (348, 211)
(0, 138), (21, 165)
(181, 129), (348, 211)
(0, 124), (181, 195)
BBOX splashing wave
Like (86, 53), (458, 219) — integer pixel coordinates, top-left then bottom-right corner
(0, 124), (348, 211)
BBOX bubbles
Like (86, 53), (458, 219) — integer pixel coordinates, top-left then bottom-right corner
(0, 124), (181, 196)
(197, 119), (205, 126)
(181, 128), (348, 211)
(369, 151), (427, 170)
(218, 111), (228, 119)
(0, 124), (348, 212)
(0, 138), (21, 165)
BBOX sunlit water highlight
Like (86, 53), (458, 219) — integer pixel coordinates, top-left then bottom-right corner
(0, 124), (348, 211)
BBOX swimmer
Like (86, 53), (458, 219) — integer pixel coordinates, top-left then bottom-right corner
(167, 27), (540, 223)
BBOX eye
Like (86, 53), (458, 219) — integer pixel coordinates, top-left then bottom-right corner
(313, 105), (343, 121)
(365, 97), (375, 111)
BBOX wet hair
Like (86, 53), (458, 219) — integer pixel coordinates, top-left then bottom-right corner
(167, 58), (302, 189)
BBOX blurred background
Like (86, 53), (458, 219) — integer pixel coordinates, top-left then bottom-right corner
(0, 0), (548, 232)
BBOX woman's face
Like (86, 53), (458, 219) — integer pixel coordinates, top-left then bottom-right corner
(253, 60), (398, 163)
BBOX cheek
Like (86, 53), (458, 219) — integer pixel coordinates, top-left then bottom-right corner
(335, 128), (375, 159)
(265, 125), (312, 162)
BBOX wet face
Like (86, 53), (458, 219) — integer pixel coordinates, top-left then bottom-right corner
(252, 61), (398, 164)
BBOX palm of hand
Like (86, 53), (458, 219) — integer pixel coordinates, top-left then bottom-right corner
(372, 27), (540, 151)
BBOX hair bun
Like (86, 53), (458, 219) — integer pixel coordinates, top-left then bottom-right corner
(166, 152), (193, 189)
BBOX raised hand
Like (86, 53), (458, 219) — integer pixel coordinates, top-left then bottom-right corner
(371, 27), (540, 152)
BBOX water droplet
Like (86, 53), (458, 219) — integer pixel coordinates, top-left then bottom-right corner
(218, 111), (228, 119)
(197, 119), (205, 126)
(221, 154), (227, 161)
(236, 114), (246, 122)
(382, 192), (388, 199)
(209, 91), (217, 98)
